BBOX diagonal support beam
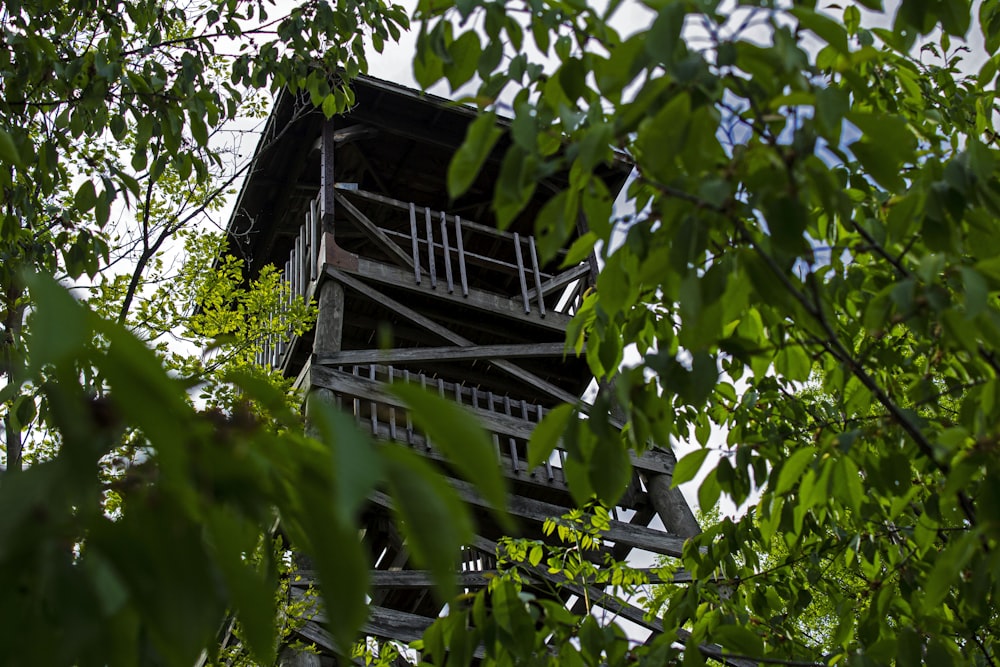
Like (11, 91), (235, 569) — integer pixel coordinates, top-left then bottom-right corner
(326, 268), (580, 405)
(316, 342), (575, 366)
(335, 192), (415, 270)
(525, 263), (590, 301)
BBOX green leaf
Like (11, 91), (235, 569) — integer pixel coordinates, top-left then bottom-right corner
(714, 625), (764, 658)
(774, 447), (814, 495)
(75, 179), (98, 213)
(528, 403), (574, 468)
(306, 395), (383, 525)
(382, 447), (474, 600)
(588, 434), (631, 505)
(444, 31), (481, 90)
(391, 383), (510, 530)
(673, 448), (710, 487)
(791, 7), (850, 53)
(448, 112), (503, 199)
(645, 2), (686, 66)
(0, 129), (22, 166)
(25, 273), (90, 370)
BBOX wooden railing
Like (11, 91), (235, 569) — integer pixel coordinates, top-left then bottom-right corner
(255, 186), (592, 370)
(335, 186), (589, 318)
(255, 193), (324, 369)
(324, 363), (567, 484)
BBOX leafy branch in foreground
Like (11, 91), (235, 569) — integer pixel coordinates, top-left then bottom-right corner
(417, 0), (1000, 663)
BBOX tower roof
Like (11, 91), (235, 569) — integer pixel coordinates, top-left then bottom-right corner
(224, 74), (631, 277)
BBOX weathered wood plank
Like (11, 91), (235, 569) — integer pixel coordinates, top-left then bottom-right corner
(321, 121), (336, 234)
(306, 363), (676, 478)
(513, 232), (531, 314)
(335, 192), (415, 270)
(409, 202), (421, 284)
(290, 568), (695, 589)
(369, 480), (688, 558)
(455, 215), (469, 297)
(316, 342), (574, 366)
(525, 263), (590, 301)
(325, 268), (579, 404)
(343, 257), (572, 332)
(336, 184), (519, 242)
(528, 235), (545, 317)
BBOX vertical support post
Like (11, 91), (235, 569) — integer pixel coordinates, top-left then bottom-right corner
(309, 199), (319, 280)
(528, 235), (545, 317)
(440, 211), (454, 293)
(292, 237), (301, 299)
(513, 232), (531, 314)
(313, 279), (345, 358)
(455, 215), (468, 297)
(321, 120), (337, 235)
(299, 226), (309, 296)
(425, 208), (437, 289)
(409, 202), (421, 285)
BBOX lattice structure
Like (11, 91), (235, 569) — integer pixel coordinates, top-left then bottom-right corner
(225, 76), (700, 664)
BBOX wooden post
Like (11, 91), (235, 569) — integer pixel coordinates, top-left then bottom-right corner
(646, 474), (702, 539)
(321, 119), (336, 234)
(313, 279), (345, 358)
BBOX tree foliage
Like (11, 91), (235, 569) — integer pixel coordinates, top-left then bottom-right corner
(413, 0), (1000, 664)
(4, 0), (1000, 666)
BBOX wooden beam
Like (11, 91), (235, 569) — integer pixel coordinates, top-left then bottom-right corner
(291, 568), (697, 589)
(369, 482), (688, 558)
(313, 280), (345, 358)
(469, 537), (755, 667)
(525, 263), (590, 301)
(326, 268), (580, 405)
(337, 185), (526, 244)
(335, 191), (415, 270)
(321, 120), (336, 234)
(306, 364), (677, 478)
(340, 258), (572, 333)
(316, 342), (575, 366)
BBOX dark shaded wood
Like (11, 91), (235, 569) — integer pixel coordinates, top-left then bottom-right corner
(316, 342), (573, 366)
(325, 268), (579, 404)
(370, 482), (687, 558)
(321, 120), (336, 234)
(338, 258), (572, 332)
(306, 363), (677, 479)
(313, 280), (345, 358)
(335, 191), (415, 269)
(646, 472), (702, 539)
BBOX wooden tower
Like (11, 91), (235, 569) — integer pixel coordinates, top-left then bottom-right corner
(225, 76), (699, 662)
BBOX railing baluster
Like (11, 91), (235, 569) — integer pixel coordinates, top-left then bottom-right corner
(455, 215), (468, 297)
(310, 198), (319, 280)
(513, 232), (530, 314)
(409, 202), (421, 285)
(528, 235), (545, 317)
(369, 365), (378, 435)
(404, 370), (414, 446)
(300, 225), (309, 296)
(421, 373), (432, 449)
(520, 400), (535, 477)
(425, 208), (437, 289)
(352, 366), (361, 425)
(503, 396), (520, 473)
(440, 211), (454, 293)
(292, 236), (301, 299)
(388, 365), (398, 440)
(486, 391), (502, 460)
